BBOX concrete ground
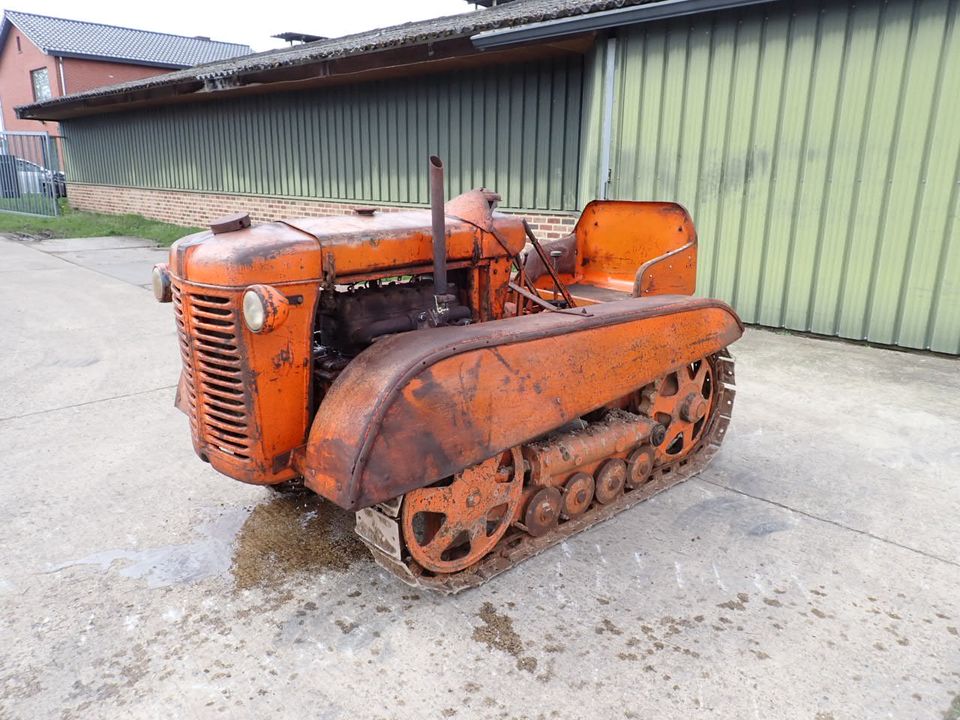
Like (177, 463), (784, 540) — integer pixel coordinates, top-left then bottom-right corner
(0, 234), (958, 720)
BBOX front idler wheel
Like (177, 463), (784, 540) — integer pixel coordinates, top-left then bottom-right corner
(400, 448), (523, 574)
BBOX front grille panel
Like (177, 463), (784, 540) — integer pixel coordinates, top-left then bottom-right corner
(172, 283), (253, 461)
(171, 282), (198, 437)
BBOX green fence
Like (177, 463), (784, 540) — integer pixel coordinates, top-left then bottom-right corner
(605, 0), (959, 353)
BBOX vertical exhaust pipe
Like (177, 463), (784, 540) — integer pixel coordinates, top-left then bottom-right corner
(429, 155), (447, 297)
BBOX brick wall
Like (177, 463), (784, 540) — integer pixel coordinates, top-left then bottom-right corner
(61, 57), (165, 94)
(67, 184), (579, 238)
(0, 30), (171, 135)
(0, 26), (60, 134)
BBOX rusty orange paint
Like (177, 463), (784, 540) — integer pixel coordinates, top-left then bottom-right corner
(531, 201), (697, 299)
(168, 204), (524, 486)
(166, 193), (738, 507)
(298, 295), (741, 510)
(400, 448), (524, 574)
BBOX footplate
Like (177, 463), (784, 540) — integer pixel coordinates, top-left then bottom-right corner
(356, 350), (736, 593)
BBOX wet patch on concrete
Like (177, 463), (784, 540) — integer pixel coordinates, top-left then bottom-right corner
(472, 601), (538, 673)
(231, 491), (369, 589)
(44, 492), (371, 592)
(45, 508), (247, 588)
(748, 520), (793, 536)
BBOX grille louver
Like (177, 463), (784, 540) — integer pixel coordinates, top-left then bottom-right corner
(172, 282), (253, 460)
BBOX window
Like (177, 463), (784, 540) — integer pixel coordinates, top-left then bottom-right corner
(16, 36), (21, 53)
(31, 67), (52, 102)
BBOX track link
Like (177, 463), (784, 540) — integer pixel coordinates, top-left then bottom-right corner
(355, 350), (736, 593)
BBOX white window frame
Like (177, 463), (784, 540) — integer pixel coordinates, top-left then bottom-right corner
(31, 67), (52, 102)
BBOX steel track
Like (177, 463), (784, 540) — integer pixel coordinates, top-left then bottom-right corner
(355, 350), (736, 594)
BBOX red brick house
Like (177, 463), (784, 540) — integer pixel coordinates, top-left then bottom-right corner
(0, 10), (251, 135)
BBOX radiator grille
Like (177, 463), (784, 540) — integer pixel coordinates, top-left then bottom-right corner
(172, 282), (253, 460)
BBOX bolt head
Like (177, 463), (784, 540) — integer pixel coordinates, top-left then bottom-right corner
(650, 424), (667, 446)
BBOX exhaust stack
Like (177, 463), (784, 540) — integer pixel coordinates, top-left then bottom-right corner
(429, 155), (447, 298)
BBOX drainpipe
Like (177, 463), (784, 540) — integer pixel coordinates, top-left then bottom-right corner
(57, 56), (67, 95)
(597, 35), (617, 200)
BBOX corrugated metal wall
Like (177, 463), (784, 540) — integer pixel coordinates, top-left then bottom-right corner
(607, 0), (960, 353)
(64, 57), (583, 211)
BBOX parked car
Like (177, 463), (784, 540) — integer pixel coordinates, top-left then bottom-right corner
(14, 158), (66, 198)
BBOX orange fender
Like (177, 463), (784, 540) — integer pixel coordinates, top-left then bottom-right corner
(298, 295), (743, 510)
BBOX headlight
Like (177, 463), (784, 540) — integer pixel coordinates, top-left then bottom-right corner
(242, 285), (289, 333)
(242, 289), (266, 331)
(152, 264), (172, 303)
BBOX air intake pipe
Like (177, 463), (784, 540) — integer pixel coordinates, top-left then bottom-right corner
(428, 155), (448, 300)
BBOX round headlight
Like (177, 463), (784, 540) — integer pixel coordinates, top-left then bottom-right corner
(152, 264), (172, 303)
(242, 289), (267, 332)
(242, 285), (290, 333)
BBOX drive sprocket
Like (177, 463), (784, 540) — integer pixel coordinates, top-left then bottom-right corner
(639, 357), (717, 463)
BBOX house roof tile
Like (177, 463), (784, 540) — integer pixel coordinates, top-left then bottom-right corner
(3, 10), (251, 69)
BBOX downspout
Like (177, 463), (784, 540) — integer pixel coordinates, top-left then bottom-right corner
(57, 56), (67, 95)
(597, 35), (617, 200)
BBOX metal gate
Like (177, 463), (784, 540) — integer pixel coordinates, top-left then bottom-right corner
(0, 131), (64, 217)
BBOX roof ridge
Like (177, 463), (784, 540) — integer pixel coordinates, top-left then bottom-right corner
(3, 9), (250, 48)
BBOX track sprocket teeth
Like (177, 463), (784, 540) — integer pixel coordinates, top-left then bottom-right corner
(638, 380), (660, 415)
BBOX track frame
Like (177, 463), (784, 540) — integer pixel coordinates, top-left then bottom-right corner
(355, 350), (736, 593)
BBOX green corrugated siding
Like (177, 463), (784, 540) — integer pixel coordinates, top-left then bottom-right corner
(63, 57), (583, 211)
(607, 0), (960, 353)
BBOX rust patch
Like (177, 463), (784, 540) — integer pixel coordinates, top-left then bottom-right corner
(472, 602), (537, 673)
(335, 619), (359, 634)
(717, 593), (750, 611)
(272, 346), (293, 370)
(595, 618), (624, 635)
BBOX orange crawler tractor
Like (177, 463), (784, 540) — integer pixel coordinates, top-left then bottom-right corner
(153, 157), (742, 591)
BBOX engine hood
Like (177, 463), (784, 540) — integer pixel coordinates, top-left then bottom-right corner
(169, 202), (525, 288)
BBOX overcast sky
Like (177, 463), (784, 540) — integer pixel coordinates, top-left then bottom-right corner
(14, 0), (477, 51)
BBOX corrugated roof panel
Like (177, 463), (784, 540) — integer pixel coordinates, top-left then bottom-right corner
(19, 0), (670, 117)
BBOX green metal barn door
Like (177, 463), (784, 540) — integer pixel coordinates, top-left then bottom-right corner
(606, 0), (960, 354)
